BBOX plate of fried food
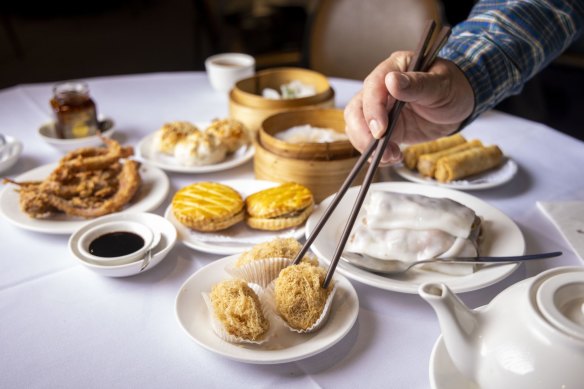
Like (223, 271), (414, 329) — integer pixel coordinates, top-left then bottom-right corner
(393, 134), (518, 190)
(0, 137), (169, 234)
(307, 182), (524, 294)
(165, 180), (312, 255)
(175, 237), (359, 364)
(136, 119), (254, 173)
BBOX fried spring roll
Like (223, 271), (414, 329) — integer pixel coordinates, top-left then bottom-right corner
(434, 145), (503, 183)
(417, 139), (483, 177)
(403, 134), (466, 170)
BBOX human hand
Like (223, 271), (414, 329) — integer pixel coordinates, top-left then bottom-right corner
(344, 51), (474, 164)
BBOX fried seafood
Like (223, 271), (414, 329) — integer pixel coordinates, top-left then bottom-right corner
(3, 137), (141, 219)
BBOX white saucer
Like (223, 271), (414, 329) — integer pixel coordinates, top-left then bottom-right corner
(0, 135), (23, 173)
(38, 117), (115, 152)
(430, 336), (478, 389)
(68, 212), (177, 277)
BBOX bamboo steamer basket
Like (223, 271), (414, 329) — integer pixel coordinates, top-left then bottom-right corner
(260, 108), (357, 160)
(254, 139), (365, 203)
(229, 67), (335, 132)
(253, 108), (367, 203)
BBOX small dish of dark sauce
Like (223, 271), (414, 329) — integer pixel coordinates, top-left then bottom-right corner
(89, 231), (145, 258)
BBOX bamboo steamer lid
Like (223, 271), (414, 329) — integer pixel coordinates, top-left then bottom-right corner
(232, 67), (332, 109)
(259, 108), (357, 160)
(253, 137), (366, 203)
(229, 67), (335, 133)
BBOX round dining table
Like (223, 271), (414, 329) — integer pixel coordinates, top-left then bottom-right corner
(0, 72), (582, 389)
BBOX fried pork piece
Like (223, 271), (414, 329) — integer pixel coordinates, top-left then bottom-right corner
(5, 137), (142, 219)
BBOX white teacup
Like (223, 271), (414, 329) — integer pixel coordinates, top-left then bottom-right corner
(77, 220), (159, 266)
(205, 53), (255, 92)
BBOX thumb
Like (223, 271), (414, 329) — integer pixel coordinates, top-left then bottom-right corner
(385, 71), (447, 106)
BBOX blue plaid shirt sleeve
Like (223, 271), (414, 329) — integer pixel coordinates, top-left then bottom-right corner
(439, 0), (584, 123)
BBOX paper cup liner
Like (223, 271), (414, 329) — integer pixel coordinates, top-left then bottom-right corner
(225, 257), (292, 288)
(265, 280), (337, 334)
(202, 283), (276, 345)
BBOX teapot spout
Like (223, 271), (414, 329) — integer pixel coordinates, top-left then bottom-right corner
(419, 283), (479, 379)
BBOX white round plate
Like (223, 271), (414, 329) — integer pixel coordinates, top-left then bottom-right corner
(38, 117), (115, 153)
(306, 182), (524, 294)
(136, 132), (254, 173)
(69, 212), (177, 277)
(0, 135), (23, 173)
(0, 162), (169, 234)
(166, 179), (305, 255)
(175, 254), (359, 364)
(393, 158), (518, 190)
(430, 336), (478, 389)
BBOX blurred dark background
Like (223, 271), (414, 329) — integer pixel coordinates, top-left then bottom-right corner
(1, 0), (582, 140)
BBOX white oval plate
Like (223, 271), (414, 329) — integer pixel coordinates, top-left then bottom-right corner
(175, 254), (359, 364)
(136, 132), (254, 173)
(165, 179), (305, 255)
(0, 162), (169, 234)
(393, 158), (518, 190)
(430, 336), (478, 389)
(69, 212), (177, 277)
(306, 182), (524, 294)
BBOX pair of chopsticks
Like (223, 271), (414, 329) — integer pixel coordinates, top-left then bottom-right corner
(292, 21), (452, 288)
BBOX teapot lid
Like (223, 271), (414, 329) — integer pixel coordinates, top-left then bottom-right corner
(536, 268), (584, 341)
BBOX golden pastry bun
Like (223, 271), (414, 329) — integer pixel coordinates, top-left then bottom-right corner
(153, 121), (200, 155)
(245, 182), (314, 231)
(205, 118), (250, 153)
(172, 182), (244, 231)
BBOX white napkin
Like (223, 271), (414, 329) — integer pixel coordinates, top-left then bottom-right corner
(538, 201), (584, 262)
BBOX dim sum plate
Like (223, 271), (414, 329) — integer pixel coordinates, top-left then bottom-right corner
(165, 179), (305, 255)
(0, 163), (169, 234)
(307, 182), (524, 294)
(136, 132), (254, 173)
(175, 254), (359, 364)
(393, 157), (518, 190)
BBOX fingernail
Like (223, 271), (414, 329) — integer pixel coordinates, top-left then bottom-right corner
(397, 73), (410, 89)
(369, 119), (381, 138)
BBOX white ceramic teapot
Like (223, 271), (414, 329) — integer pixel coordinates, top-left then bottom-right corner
(419, 266), (584, 388)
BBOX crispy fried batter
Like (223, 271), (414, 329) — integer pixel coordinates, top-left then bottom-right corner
(4, 137), (141, 219)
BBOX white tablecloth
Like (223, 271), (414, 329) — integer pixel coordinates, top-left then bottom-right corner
(1, 72), (582, 389)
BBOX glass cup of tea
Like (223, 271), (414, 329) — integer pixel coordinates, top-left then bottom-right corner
(205, 53), (255, 93)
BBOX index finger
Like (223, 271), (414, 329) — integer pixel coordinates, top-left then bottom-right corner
(362, 52), (411, 139)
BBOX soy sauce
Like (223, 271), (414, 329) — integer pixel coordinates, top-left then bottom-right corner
(89, 231), (144, 258)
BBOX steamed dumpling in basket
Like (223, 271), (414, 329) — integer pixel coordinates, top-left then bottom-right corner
(346, 191), (481, 275)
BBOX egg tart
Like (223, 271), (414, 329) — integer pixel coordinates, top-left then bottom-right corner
(245, 183), (314, 231)
(172, 182), (244, 231)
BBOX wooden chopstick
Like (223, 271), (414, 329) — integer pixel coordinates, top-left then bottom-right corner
(292, 22), (451, 288)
